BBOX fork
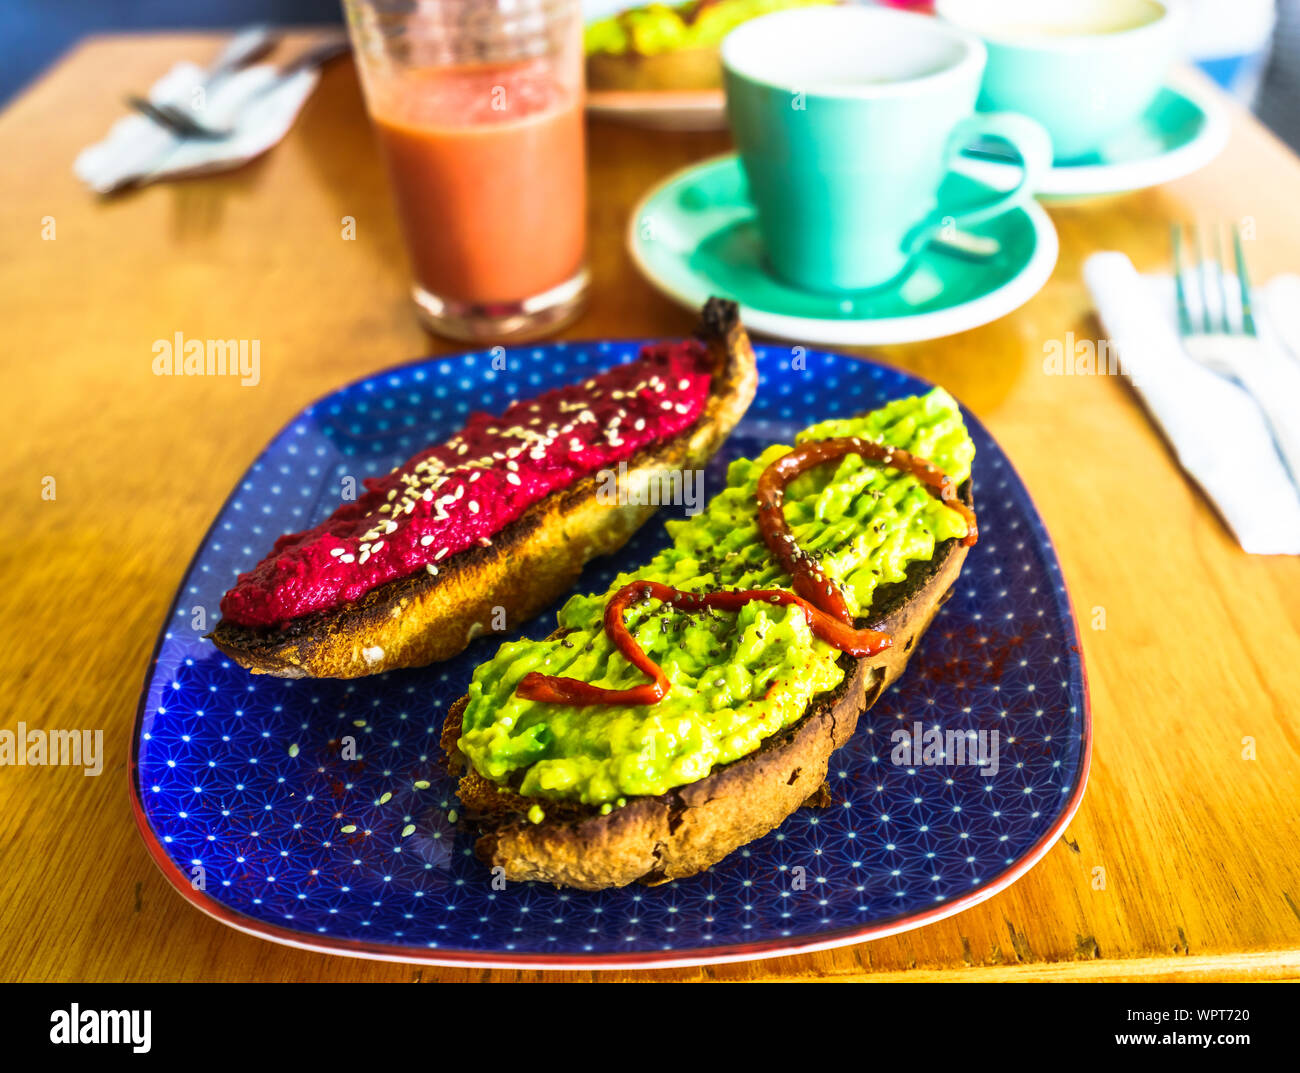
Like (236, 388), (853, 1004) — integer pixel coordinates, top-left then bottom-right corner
(127, 34), (350, 141)
(125, 25), (277, 139)
(1173, 221), (1300, 492)
(126, 97), (231, 140)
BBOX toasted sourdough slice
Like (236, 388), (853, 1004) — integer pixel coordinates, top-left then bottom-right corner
(441, 485), (972, 892)
(209, 299), (758, 679)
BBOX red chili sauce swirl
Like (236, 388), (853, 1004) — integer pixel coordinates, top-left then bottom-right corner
(755, 436), (978, 626)
(516, 582), (892, 706)
(516, 436), (977, 708)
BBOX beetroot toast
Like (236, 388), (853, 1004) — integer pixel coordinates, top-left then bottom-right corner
(442, 390), (977, 890)
(209, 298), (758, 679)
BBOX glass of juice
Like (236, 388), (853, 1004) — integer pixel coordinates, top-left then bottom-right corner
(344, 0), (588, 341)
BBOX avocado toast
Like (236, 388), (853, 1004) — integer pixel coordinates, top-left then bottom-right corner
(443, 388), (976, 889)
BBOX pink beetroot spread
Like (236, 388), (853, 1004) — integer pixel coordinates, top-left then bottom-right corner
(219, 340), (714, 628)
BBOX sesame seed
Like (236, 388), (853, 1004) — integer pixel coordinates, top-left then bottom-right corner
(434, 547), (449, 560)
(507, 472), (521, 485)
(469, 501), (480, 514)
(425, 564), (438, 576)
(420, 535), (435, 547)
(329, 548), (345, 557)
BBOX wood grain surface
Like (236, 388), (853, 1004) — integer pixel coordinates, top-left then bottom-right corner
(1, 34), (1298, 983)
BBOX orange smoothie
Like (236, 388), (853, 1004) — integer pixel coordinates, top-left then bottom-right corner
(369, 62), (586, 307)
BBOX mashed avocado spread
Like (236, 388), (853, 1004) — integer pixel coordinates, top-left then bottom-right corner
(458, 389), (975, 807)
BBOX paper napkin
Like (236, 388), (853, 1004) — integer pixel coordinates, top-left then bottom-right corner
(74, 60), (319, 194)
(1084, 251), (1300, 555)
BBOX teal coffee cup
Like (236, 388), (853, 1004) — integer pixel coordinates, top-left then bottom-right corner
(721, 5), (1051, 294)
(936, 0), (1186, 162)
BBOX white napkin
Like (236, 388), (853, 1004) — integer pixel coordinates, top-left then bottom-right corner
(1084, 251), (1300, 555)
(74, 61), (319, 194)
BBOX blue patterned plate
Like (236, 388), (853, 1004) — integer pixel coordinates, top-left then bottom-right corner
(131, 341), (1090, 969)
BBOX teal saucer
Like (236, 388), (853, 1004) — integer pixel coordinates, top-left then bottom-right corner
(628, 154), (1058, 345)
(965, 83), (1229, 200)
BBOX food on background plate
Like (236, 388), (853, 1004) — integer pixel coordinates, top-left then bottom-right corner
(443, 387), (978, 889)
(585, 0), (838, 92)
(210, 299), (758, 678)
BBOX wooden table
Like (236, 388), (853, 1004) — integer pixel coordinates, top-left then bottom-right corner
(2, 33), (1298, 983)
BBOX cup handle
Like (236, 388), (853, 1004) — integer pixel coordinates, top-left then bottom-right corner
(902, 111), (1053, 258)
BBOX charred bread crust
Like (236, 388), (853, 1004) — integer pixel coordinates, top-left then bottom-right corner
(443, 481), (973, 890)
(208, 299), (758, 679)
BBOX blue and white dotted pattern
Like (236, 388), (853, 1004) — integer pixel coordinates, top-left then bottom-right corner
(134, 343), (1088, 963)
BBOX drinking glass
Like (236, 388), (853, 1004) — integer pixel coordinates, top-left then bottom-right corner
(344, 0), (588, 341)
